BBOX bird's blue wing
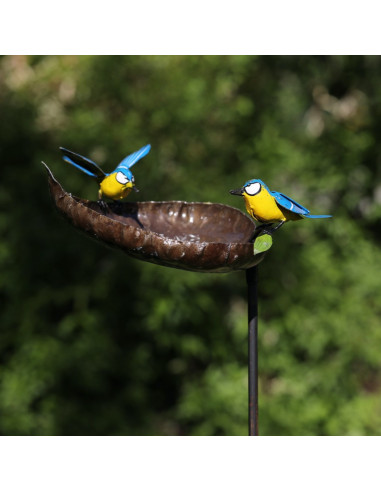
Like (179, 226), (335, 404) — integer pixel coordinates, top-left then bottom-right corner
(60, 147), (106, 179)
(62, 156), (98, 177)
(271, 191), (310, 215)
(116, 144), (151, 172)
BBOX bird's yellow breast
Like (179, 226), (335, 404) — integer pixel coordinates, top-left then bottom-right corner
(99, 174), (133, 200)
(243, 188), (298, 223)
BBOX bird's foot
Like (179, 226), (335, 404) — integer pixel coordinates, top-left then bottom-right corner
(96, 199), (109, 213)
(253, 221), (285, 239)
(252, 223), (274, 240)
(256, 223), (274, 233)
(270, 221), (286, 232)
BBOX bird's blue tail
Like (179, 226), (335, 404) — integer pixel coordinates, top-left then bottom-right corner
(304, 214), (332, 218)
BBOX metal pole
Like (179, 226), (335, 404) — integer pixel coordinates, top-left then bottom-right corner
(246, 265), (259, 436)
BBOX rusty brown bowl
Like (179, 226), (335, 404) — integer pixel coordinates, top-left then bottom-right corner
(44, 164), (266, 273)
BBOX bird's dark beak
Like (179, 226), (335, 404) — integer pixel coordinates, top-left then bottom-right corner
(133, 187), (140, 193)
(229, 187), (244, 196)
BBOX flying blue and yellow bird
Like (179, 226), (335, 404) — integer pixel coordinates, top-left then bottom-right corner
(59, 144), (151, 201)
(230, 179), (331, 233)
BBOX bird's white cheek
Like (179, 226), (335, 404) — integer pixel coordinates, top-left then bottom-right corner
(245, 183), (261, 196)
(115, 172), (129, 185)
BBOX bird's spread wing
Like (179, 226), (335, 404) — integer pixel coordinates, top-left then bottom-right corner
(60, 147), (106, 180)
(116, 144), (151, 172)
(271, 191), (310, 215)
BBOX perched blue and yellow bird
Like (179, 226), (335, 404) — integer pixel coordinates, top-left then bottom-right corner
(59, 144), (151, 201)
(230, 179), (331, 233)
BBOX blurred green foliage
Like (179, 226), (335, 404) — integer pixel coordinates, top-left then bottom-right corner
(1, 55), (381, 435)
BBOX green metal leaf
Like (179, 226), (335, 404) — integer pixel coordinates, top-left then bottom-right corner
(254, 234), (273, 255)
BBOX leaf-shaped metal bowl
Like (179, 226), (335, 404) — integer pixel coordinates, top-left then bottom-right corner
(44, 165), (266, 273)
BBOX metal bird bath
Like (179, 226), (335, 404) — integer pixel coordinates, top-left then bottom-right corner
(45, 164), (268, 435)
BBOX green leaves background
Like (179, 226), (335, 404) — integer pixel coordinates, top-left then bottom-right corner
(1, 55), (381, 435)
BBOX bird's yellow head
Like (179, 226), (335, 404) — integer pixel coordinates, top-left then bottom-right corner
(100, 171), (137, 200)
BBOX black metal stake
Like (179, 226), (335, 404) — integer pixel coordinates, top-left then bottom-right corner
(246, 265), (259, 436)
